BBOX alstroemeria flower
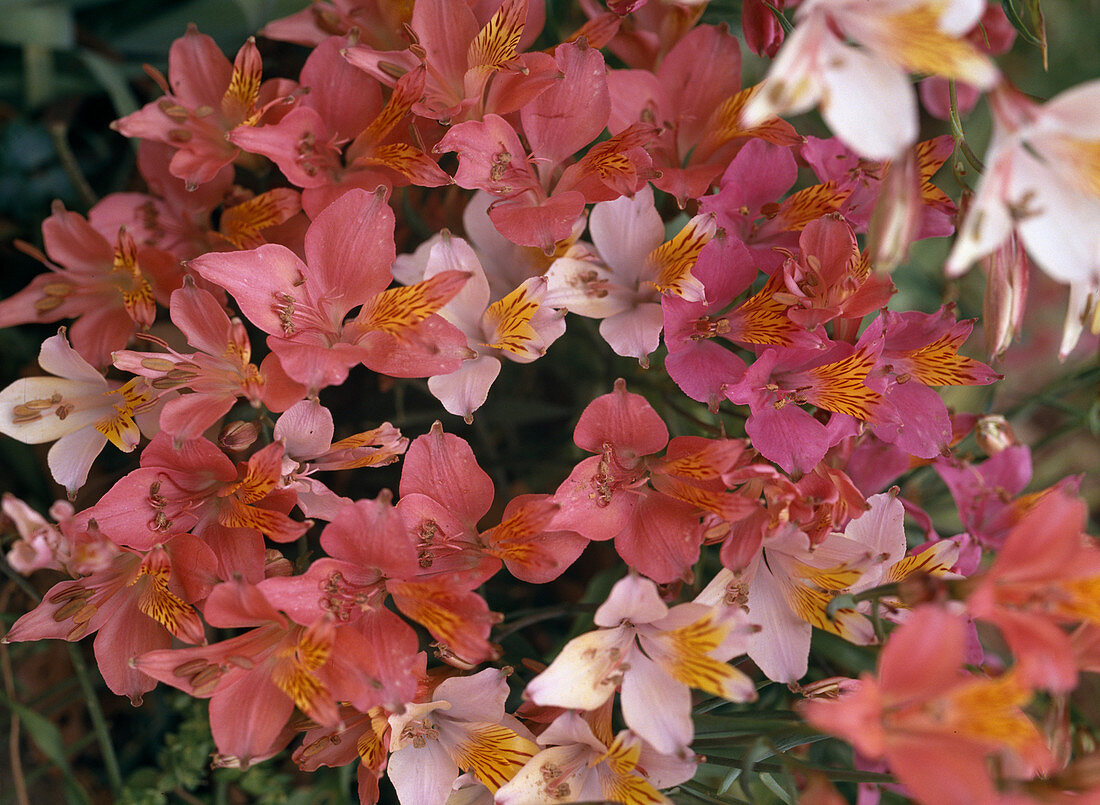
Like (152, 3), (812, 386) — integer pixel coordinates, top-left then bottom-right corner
(496, 709), (697, 805)
(607, 23), (801, 206)
(742, 0), (997, 160)
(113, 281), (306, 442)
(0, 203), (182, 368)
(525, 574), (756, 755)
(0, 330), (161, 494)
(344, 0), (553, 125)
(387, 669), (538, 804)
(112, 27), (297, 188)
(3, 534), (215, 704)
(703, 493), (958, 683)
(945, 79), (1100, 358)
(802, 606), (1054, 804)
(2, 494), (115, 576)
(274, 399), (407, 519)
(188, 187), (471, 391)
(403, 235), (566, 421)
(545, 185), (714, 365)
(136, 579), (407, 768)
(966, 489), (1100, 692)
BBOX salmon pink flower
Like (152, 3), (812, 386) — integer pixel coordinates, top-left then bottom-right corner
(343, 0), (552, 125)
(112, 27), (296, 188)
(742, 0), (997, 160)
(188, 187), (471, 391)
(89, 432), (306, 582)
(261, 493), (500, 666)
(3, 533), (215, 705)
(0, 330), (161, 494)
(113, 281), (306, 442)
(525, 573), (756, 755)
(398, 422), (586, 583)
(802, 606), (1054, 804)
(0, 203), (182, 368)
(966, 489), (1100, 692)
(387, 668), (538, 804)
(607, 24), (800, 206)
(135, 579), (411, 768)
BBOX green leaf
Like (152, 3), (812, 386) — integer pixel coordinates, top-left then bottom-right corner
(0, 690), (91, 804)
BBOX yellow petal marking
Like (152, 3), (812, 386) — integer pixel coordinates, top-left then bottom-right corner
(904, 332), (991, 386)
(592, 734), (667, 805)
(95, 377), (155, 452)
(774, 182), (850, 232)
(803, 346), (886, 421)
(659, 613), (748, 699)
(698, 85), (803, 154)
(483, 282), (542, 355)
(221, 38), (263, 125)
(645, 215), (714, 300)
(356, 708), (390, 769)
(272, 626), (332, 716)
(451, 723), (538, 792)
(882, 541), (959, 584)
(467, 0), (525, 74)
(789, 583), (868, 640)
(945, 672), (1043, 750)
(732, 271), (803, 346)
(113, 229), (156, 327)
(132, 552), (202, 642)
(358, 273), (465, 338)
(218, 189), (301, 249)
(882, 4), (995, 84)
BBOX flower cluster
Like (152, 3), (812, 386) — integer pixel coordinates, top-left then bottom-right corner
(1, 1), (1099, 804)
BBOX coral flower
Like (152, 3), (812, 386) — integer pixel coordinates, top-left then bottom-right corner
(803, 606), (1053, 805)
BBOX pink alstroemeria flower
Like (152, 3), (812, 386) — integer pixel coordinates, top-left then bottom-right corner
(608, 24), (801, 206)
(397, 421), (587, 583)
(343, 0), (553, 125)
(274, 399), (407, 519)
(497, 708), (697, 805)
(967, 489), (1100, 693)
(136, 579), (409, 768)
(398, 234), (566, 420)
(3, 533), (214, 704)
(188, 187), (471, 391)
(112, 27), (296, 188)
(525, 573), (755, 755)
(0, 203), (182, 368)
(545, 185), (714, 365)
(114, 281), (306, 442)
(0, 330), (161, 494)
(802, 606), (1054, 805)
(2, 494), (115, 576)
(742, 0), (997, 160)
(387, 668), (538, 804)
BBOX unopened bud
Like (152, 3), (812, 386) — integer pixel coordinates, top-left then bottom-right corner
(219, 420), (260, 452)
(263, 549), (293, 578)
(975, 414), (1017, 455)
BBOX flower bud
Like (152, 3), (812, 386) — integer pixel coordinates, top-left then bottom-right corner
(218, 419), (260, 452)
